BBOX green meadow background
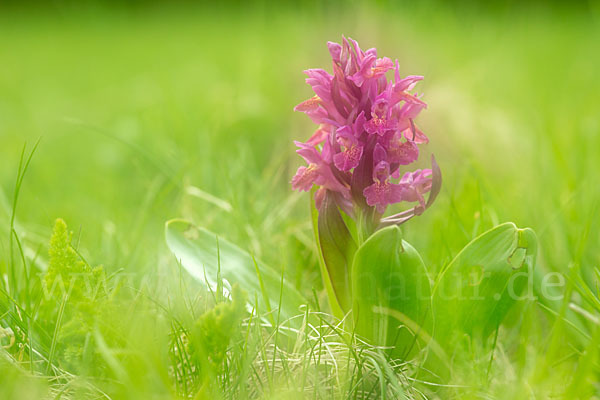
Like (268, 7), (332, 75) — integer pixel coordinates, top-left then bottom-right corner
(1, 1), (599, 398)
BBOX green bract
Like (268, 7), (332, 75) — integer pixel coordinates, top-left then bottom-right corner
(314, 192), (358, 316)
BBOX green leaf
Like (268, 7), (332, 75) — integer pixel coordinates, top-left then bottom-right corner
(165, 219), (306, 323)
(317, 193), (358, 314)
(432, 222), (537, 344)
(310, 191), (344, 319)
(351, 226), (432, 359)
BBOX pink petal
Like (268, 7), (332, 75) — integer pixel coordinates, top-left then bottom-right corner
(388, 139), (419, 165)
(292, 165), (319, 191)
(306, 125), (331, 146)
(327, 41), (342, 63)
(295, 141), (323, 165)
(333, 145), (363, 171)
(402, 123), (429, 144)
(394, 75), (424, 92)
(363, 181), (404, 213)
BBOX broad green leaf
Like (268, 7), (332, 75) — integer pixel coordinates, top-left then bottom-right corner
(352, 226), (432, 359)
(165, 219), (306, 323)
(432, 222), (537, 344)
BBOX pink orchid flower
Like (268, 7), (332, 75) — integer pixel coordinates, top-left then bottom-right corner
(292, 36), (440, 225)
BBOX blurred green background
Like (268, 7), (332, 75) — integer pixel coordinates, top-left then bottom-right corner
(0, 1), (599, 397)
(2, 1), (598, 276)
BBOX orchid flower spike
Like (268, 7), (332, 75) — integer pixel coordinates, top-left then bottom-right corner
(292, 37), (441, 232)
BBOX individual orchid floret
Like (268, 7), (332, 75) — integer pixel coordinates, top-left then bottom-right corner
(403, 120), (429, 144)
(363, 144), (405, 213)
(334, 128), (363, 172)
(400, 169), (433, 212)
(350, 55), (395, 87)
(333, 112), (366, 171)
(293, 95), (325, 125)
(291, 141), (350, 198)
(364, 96), (397, 136)
(381, 131), (419, 166)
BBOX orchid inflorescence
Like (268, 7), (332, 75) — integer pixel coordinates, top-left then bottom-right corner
(292, 37), (440, 233)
